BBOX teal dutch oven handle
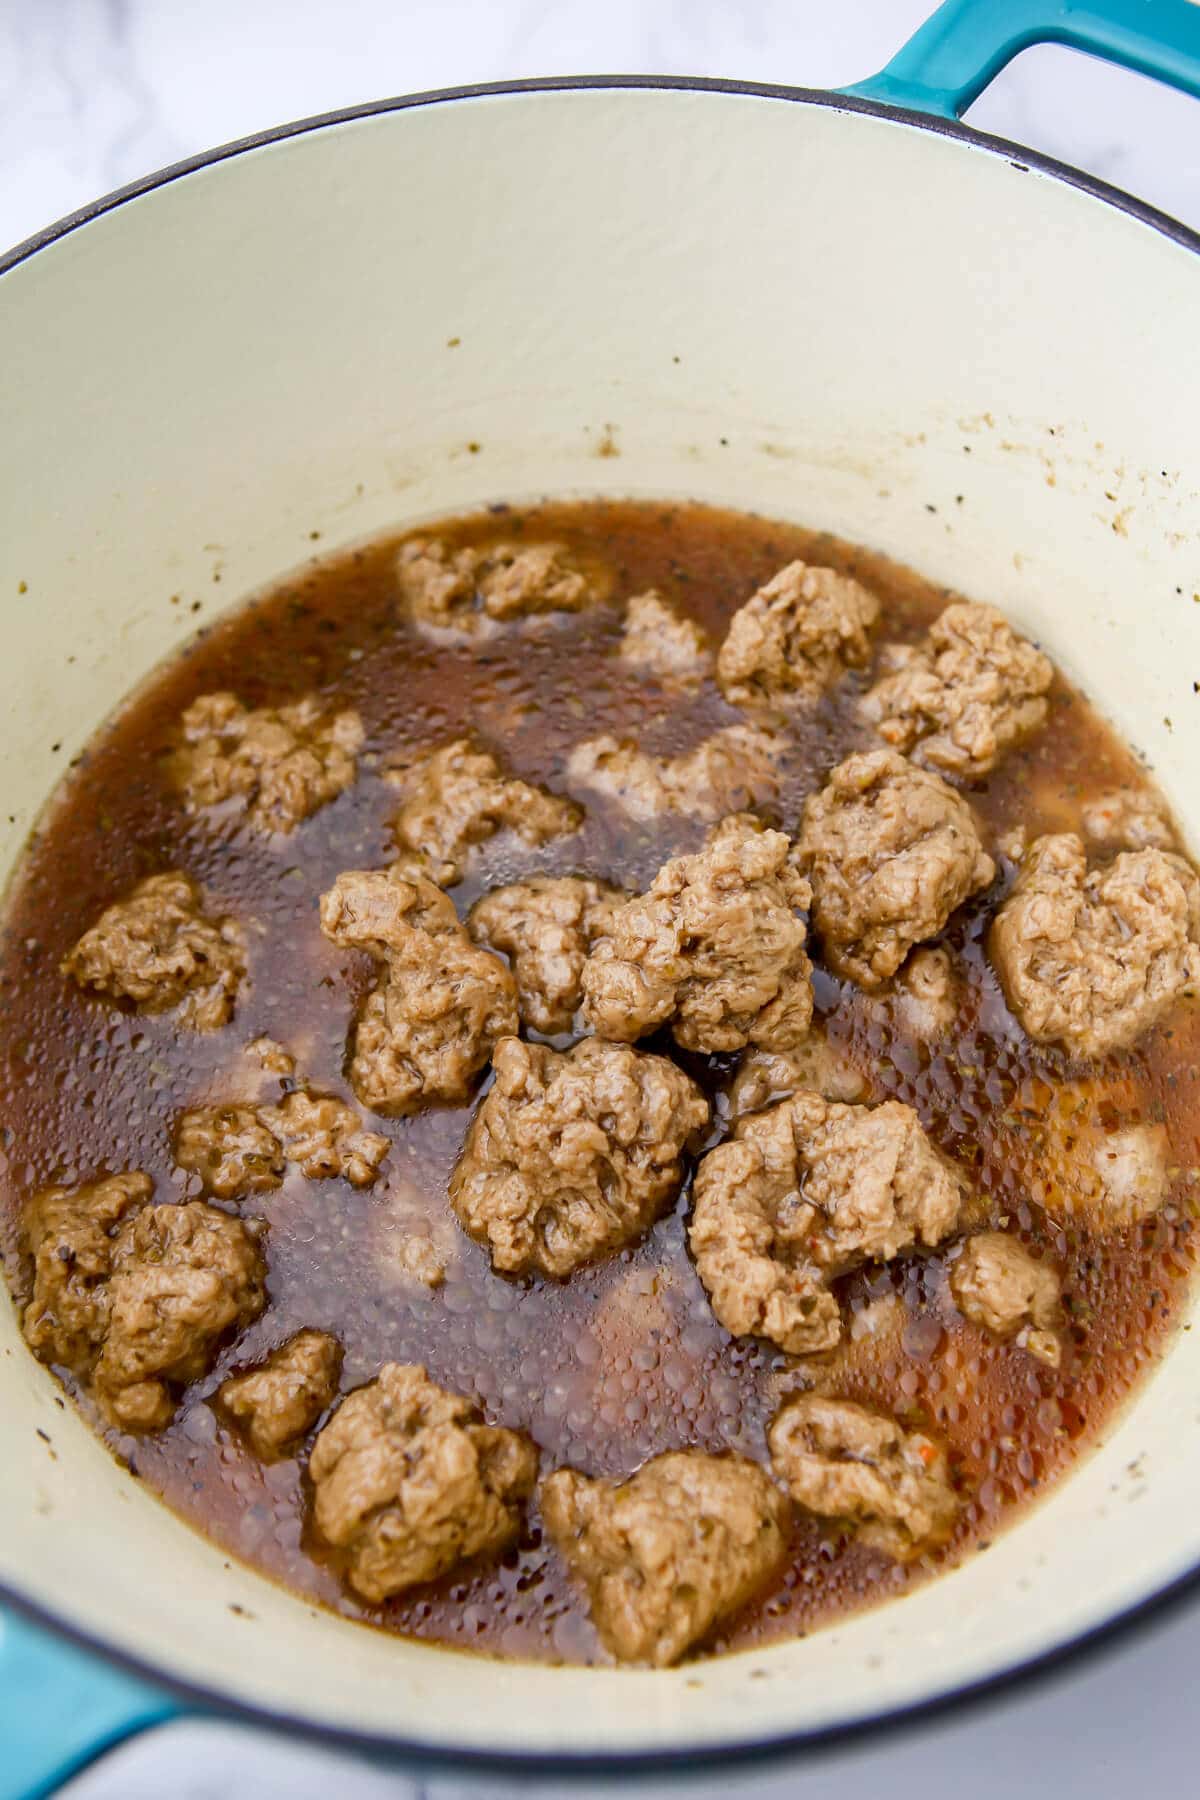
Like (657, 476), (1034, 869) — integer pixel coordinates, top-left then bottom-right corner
(0, 1611), (183, 1798)
(6, 2), (1200, 1796)
(843, 0), (1200, 116)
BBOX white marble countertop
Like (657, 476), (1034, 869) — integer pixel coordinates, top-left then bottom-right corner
(6, 2), (1200, 1796)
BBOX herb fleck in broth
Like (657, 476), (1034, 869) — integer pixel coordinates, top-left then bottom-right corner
(1, 498), (1196, 1664)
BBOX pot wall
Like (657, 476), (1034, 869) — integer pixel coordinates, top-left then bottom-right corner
(0, 84), (1198, 1758)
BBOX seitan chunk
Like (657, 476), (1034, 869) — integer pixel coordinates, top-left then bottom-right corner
(176, 1090), (389, 1196)
(619, 590), (710, 686)
(468, 875), (625, 1035)
(259, 1091), (390, 1184)
(320, 868), (517, 1116)
(717, 561), (879, 708)
(1057, 1114), (1169, 1228)
(770, 1395), (957, 1559)
(1084, 1123), (1172, 1226)
(861, 601), (1052, 779)
(690, 1091), (965, 1354)
(884, 946), (961, 1040)
(309, 1362), (537, 1601)
(173, 691), (363, 834)
(395, 536), (481, 629)
(475, 541), (611, 621)
(246, 1036), (296, 1076)
(397, 535), (610, 634)
(22, 1173), (266, 1433)
(94, 1203), (267, 1432)
(220, 1330), (342, 1457)
(727, 1032), (868, 1119)
(62, 872), (246, 1031)
(990, 834), (1200, 1058)
(386, 738), (582, 887)
(949, 1233), (1061, 1367)
(22, 1172), (152, 1375)
(175, 1104), (282, 1197)
(580, 814), (814, 1054)
(565, 725), (780, 823)
(541, 1451), (788, 1666)
(798, 750), (994, 988)
(391, 1235), (448, 1289)
(450, 1036), (708, 1278)
(372, 1187), (458, 1293)
(996, 1069), (1173, 1231)
(854, 948), (962, 1045)
(1082, 786), (1176, 853)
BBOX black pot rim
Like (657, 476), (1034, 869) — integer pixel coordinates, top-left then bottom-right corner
(4, 70), (1200, 1783)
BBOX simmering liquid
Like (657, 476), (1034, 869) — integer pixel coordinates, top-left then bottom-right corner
(1, 499), (1195, 1664)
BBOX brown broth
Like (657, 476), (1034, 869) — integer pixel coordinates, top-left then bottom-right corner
(1, 498), (1196, 1666)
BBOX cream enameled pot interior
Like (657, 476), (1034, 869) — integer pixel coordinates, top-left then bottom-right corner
(1, 86), (1199, 1758)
